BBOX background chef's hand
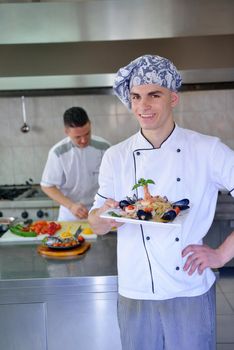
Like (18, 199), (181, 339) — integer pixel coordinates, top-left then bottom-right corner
(69, 202), (89, 219)
(182, 244), (224, 275)
(88, 198), (123, 235)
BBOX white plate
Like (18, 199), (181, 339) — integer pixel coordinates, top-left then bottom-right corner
(100, 208), (189, 228)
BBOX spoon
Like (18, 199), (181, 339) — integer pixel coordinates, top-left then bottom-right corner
(21, 96), (30, 133)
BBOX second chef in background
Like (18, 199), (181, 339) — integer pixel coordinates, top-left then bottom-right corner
(41, 106), (110, 221)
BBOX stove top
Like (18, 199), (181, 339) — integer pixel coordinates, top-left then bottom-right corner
(0, 184), (58, 221)
(0, 185), (48, 201)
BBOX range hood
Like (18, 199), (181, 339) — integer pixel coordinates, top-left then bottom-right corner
(0, 0), (233, 91)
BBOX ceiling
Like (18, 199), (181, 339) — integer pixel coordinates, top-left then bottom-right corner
(0, 0), (234, 91)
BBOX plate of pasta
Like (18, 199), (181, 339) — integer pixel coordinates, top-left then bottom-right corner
(100, 178), (190, 227)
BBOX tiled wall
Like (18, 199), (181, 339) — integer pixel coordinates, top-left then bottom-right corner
(0, 89), (233, 185)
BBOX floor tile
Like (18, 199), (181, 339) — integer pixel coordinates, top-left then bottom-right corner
(218, 278), (234, 293)
(217, 315), (234, 343)
(216, 283), (222, 294)
(224, 293), (234, 311)
(216, 292), (234, 315)
(217, 345), (234, 350)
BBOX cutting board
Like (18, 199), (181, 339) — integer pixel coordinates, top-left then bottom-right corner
(37, 242), (91, 259)
(0, 221), (97, 243)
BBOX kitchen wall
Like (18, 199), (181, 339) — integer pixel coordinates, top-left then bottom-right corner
(0, 88), (233, 185)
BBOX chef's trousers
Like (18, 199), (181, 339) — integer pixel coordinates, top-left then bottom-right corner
(117, 283), (216, 350)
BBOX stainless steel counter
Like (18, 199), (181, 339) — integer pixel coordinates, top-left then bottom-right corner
(0, 233), (121, 350)
(0, 233), (117, 281)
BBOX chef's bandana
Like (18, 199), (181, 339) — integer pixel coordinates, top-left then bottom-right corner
(113, 54), (182, 109)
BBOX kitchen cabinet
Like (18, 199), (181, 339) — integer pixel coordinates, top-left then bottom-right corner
(0, 303), (47, 350)
(0, 279), (120, 350)
(0, 234), (122, 350)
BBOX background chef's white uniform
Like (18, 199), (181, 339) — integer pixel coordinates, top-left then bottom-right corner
(91, 125), (234, 300)
(41, 135), (110, 221)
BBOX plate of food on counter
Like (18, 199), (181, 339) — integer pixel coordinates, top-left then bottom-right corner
(42, 225), (85, 250)
(100, 178), (190, 227)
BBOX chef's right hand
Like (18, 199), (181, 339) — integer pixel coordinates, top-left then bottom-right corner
(69, 202), (89, 219)
(88, 198), (123, 235)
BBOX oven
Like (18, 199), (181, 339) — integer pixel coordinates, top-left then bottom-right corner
(0, 184), (59, 222)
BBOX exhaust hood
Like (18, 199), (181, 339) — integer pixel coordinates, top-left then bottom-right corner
(0, 0), (233, 91)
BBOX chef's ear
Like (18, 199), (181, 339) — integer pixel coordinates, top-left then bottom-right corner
(171, 92), (179, 107)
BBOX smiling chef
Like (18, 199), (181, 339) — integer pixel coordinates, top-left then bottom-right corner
(88, 54), (234, 350)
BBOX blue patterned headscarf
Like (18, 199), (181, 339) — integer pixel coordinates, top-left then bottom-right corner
(113, 54), (182, 109)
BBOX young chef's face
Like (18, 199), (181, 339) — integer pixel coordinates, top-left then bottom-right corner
(65, 122), (91, 148)
(130, 84), (179, 133)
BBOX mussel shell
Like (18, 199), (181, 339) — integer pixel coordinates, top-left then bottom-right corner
(161, 209), (177, 221)
(172, 198), (189, 209)
(44, 236), (61, 245)
(126, 195), (137, 204)
(137, 210), (152, 221)
(119, 200), (132, 209)
(172, 204), (190, 211)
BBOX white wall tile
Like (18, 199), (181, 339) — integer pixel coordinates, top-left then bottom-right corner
(0, 147), (14, 185)
(0, 98), (11, 147)
(179, 90), (227, 112)
(12, 147), (35, 184)
(226, 90), (234, 111)
(32, 145), (51, 183)
(0, 89), (233, 184)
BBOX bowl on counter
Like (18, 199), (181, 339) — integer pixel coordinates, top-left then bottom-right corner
(0, 217), (16, 237)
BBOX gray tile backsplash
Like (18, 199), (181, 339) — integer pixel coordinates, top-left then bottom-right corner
(0, 89), (233, 185)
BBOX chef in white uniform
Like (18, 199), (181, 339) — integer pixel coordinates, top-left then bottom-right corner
(41, 106), (110, 221)
(88, 55), (234, 350)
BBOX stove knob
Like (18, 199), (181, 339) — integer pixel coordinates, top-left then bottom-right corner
(21, 211), (29, 219)
(0, 212), (3, 217)
(37, 210), (44, 218)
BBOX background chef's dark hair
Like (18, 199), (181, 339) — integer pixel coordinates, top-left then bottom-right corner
(63, 107), (90, 127)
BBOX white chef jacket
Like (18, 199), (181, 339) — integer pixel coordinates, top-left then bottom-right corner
(91, 125), (234, 300)
(41, 135), (110, 221)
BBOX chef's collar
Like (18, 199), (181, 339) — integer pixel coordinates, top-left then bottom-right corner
(137, 124), (180, 149)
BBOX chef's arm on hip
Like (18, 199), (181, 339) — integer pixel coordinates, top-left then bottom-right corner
(41, 185), (88, 219)
(88, 198), (123, 235)
(182, 230), (234, 275)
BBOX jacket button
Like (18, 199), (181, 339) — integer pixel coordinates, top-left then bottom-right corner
(176, 178), (181, 182)
(146, 236), (150, 240)
(176, 266), (180, 271)
(175, 237), (179, 242)
(177, 148), (181, 152)
(136, 151), (140, 155)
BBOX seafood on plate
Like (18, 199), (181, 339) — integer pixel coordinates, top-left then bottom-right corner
(42, 226), (85, 250)
(114, 178), (190, 223)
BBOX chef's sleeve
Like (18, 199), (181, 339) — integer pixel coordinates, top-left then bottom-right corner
(40, 149), (64, 188)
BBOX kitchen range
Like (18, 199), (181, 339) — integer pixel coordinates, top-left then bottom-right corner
(0, 181), (59, 222)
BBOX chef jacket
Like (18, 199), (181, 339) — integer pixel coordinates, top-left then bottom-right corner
(91, 125), (234, 300)
(41, 135), (110, 221)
